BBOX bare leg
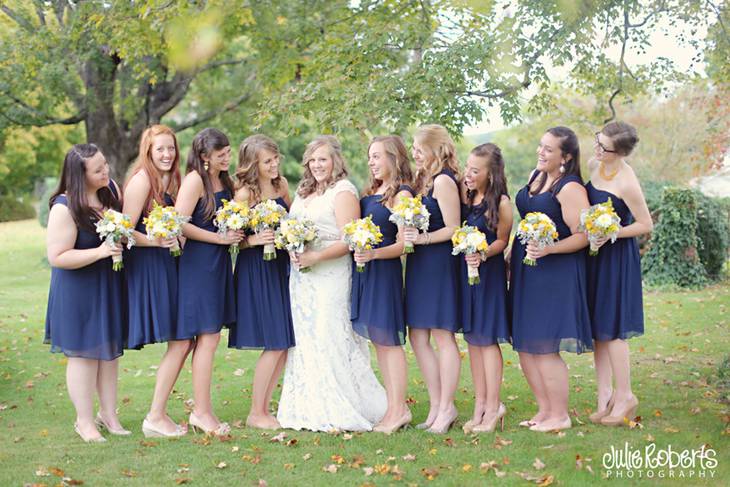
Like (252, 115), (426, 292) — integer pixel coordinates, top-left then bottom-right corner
(409, 328), (440, 427)
(264, 350), (287, 421)
(518, 352), (550, 424)
(375, 344), (409, 426)
(147, 340), (193, 433)
(467, 344), (487, 424)
(534, 353), (570, 427)
(248, 350), (286, 428)
(67, 357), (101, 439)
(375, 345), (394, 425)
(479, 344), (504, 422)
(606, 339), (636, 415)
(191, 332), (222, 431)
(429, 329), (460, 431)
(593, 340), (614, 412)
(96, 358), (124, 430)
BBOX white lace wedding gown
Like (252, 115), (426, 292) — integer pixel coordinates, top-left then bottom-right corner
(277, 179), (387, 431)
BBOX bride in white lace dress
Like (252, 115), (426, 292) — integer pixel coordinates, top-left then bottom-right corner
(277, 135), (387, 431)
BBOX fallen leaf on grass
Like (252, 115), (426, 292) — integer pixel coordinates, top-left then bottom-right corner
(538, 474), (555, 486)
(63, 478), (84, 485)
(302, 453), (312, 461)
(323, 464), (339, 473)
(331, 454), (345, 464)
(35, 467), (50, 477)
(654, 409), (663, 417)
(270, 432), (287, 442)
(140, 440), (158, 448)
(48, 468), (64, 477)
(350, 455), (365, 468)
(231, 446), (240, 453)
(216, 462), (227, 469)
(533, 458), (545, 470)
(363, 467), (374, 476)
(283, 463), (295, 470)
(286, 438), (298, 447)
(343, 433), (353, 440)
(421, 467), (439, 480)
(664, 427), (680, 433)
(403, 454), (416, 461)
(121, 469), (138, 477)
(233, 368), (245, 376)
(257, 479), (267, 486)
(462, 464), (472, 472)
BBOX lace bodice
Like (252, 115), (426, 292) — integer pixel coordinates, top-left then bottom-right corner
(290, 179), (358, 246)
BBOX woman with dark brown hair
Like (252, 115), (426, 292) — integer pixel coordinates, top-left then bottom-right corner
(175, 128), (243, 436)
(45, 144), (126, 442)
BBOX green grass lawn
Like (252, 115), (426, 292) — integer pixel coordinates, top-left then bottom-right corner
(1, 219), (728, 486)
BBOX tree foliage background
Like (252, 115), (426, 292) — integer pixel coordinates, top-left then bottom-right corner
(0, 0), (727, 197)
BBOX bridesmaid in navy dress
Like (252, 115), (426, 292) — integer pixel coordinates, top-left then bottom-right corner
(459, 143), (512, 434)
(586, 122), (652, 426)
(45, 144), (127, 442)
(176, 128), (243, 436)
(403, 124), (462, 434)
(229, 134), (293, 430)
(509, 127), (592, 432)
(123, 124), (190, 437)
(351, 135), (414, 434)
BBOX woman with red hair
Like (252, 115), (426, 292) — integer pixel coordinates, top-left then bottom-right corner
(123, 124), (188, 438)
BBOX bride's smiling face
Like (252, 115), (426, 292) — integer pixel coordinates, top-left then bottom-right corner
(307, 145), (334, 184)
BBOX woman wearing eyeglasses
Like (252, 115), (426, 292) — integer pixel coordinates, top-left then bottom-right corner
(586, 122), (653, 426)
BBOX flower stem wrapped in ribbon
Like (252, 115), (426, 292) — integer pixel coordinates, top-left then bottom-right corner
(579, 197), (621, 256)
(142, 202), (190, 257)
(274, 215), (318, 272)
(389, 194), (430, 254)
(214, 199), (251, 257)
(515, 212), (559, 266)
(95, 209), (136, 271)
(342, 215), (383, 273)
(251, 199), (288, 261)
(451, 223), (489, 285)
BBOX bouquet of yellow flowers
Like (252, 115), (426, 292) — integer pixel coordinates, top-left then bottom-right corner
(95, 209), (136, 271)
(214, 199), (251, 257)
(579, 198), (621, 256)
(274, 216), (318, 272)
(251, 199), (288, 261)
(389, 194), (430, 253)
(342, 215), (383, 272)
(515, 212), (559, 266)
(451, 224), (489, 285)
(142, 202), (190, 257)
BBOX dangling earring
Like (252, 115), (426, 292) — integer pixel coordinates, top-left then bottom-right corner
(559, 163), (566, 174)
(203, 161), (209, 171)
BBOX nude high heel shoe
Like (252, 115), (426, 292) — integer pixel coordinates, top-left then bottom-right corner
(600, 396), (638, 427)
(589, 393), (615, 424)
(95, 413), (131, 436)
(189, 412), (230, 436)
(472, 403), (507, 433)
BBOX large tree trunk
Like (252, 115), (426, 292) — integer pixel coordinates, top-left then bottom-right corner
(82, 53), (138, 183)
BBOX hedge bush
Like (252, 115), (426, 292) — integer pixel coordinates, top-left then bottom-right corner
(695, 194), (730, 280)
(0, 195), (36, 222)
(642, 188), (709, 288)
(37, 177), (58, 228)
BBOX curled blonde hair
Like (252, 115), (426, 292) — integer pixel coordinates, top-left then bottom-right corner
(412, 124), (460, 194)
(296, 135), (349, 198)
(235, 134), (282, 205)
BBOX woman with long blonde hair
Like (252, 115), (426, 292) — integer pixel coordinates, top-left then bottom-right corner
(351, 135), (414, 434)
(403, 124), (462, 434)
(228, 134), (294, 430)
(277, 135), (387, 431)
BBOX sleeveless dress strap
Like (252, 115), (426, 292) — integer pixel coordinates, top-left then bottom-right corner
(527, 170), (541, 186)
(398, 184), (415, 195)
(554, 174), (583, 195)
(108, 180), (120, 200)
(52, 194), (69, 206)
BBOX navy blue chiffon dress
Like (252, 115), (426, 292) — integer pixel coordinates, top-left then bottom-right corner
(229, 197), (295, 350)
(585, 182), (644, 341)
(460, 201), (510, 346)
(126, 193), (178, 349)
(44, 183), (125, 360)
(405, 170), (460, 331)
(509, 173), (593, 354)
(177, 189), (235, 338)
(350, 187), (412, 346)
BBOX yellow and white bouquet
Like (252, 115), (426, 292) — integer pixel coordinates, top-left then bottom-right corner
(579, 198), (621, 256)
(95, 209), (136, 271)
(214, 199), (251, 257)
(274, 216), (318, 272)
(342, 215), (383, 273)
(451, 224), (489, 285)
(251, 199), (288, 261)
(515, 212), (559, 266)
(389, 194), (430, 253)
(142, 202), (190, 257)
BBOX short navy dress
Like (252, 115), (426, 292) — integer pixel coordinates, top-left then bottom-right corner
(585, 182), (644, 341)
(509, 174), (593, 354)
(460, 201), (510, 346)
(350, 187), (412, 346)
(126, 193), (178, 349)
(229, 197), (295, 350)
(177, 189), (235, 338)
(405, 170), (460, 331)
(44, 184), (125, 360)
